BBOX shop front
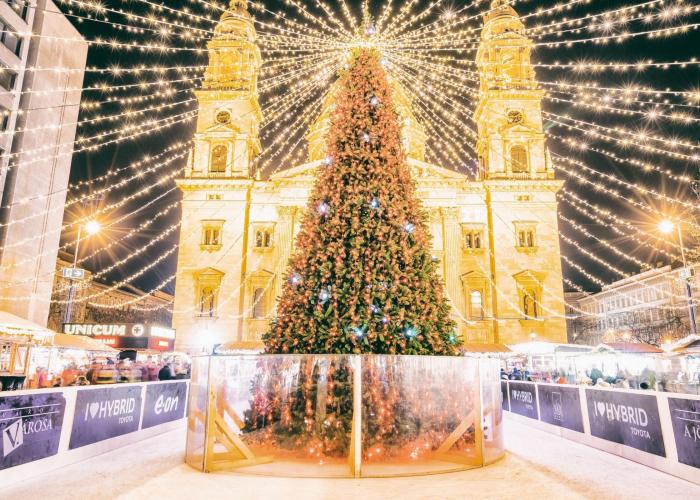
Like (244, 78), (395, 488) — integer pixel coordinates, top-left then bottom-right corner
(62, 323), (176, 352)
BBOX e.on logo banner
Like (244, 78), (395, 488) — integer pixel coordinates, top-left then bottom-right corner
(585, 389), (665, 457)
(142, 382), (188, 429)
(69, 386), (142, 450)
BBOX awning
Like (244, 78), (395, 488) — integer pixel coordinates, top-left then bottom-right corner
(0, 310), (54, 340)
(50, 333), (119, 353)
(595, 342), (663, 354)
(214, 340), (264, 354)
(460, 343), (511, 353)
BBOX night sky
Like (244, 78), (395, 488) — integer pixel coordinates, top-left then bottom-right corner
(59, 0), (700, 295)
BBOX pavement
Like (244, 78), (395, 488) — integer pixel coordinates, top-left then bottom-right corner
(3, 417), (699, 499)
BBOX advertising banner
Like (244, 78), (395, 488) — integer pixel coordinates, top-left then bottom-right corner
(537, 384), (584, 433)
(508, 381), (538, 420)
(667, 396), (700, 469)
(585, 389), (665, 457)
(501, 381), (509, 411)
(142, 382), (188, 429)
(69, 386), (142, 449)
(0, 392), (66, 470)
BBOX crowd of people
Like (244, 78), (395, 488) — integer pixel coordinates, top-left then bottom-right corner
(29, 356), (190, 389)
(500, 364), (699, 393)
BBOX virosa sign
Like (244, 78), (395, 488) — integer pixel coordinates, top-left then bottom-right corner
(585, 389), (665, 457)
(0, 393), (65, 469)
(69, 386), (142, 449)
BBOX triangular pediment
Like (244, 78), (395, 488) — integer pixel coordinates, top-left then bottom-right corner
(202, 122), (240, 135)
(270, 157), (467, 182)
(498, 122), (537, 135)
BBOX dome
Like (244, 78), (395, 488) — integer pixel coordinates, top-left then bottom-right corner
(483, 0), (519, 24)
(213, 0), (255, 41)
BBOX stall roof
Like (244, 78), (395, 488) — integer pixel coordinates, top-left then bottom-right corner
(507, 341), (593, 355)
(50, 333), (119, 353)
(460, 343), (511, 353)
(596, 342), (663, 354)
(0, 310), (54, 340)
(667, 335), (700, 354)
(215, 341), (264, 354)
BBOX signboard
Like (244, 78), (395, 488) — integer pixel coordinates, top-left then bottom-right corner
(667, 396), (700, 469)
(69, 386), (142, 449)
(585, 389), (665, 457)
(537, 384), (584, 433)
(142, 382), (188, 429)
(508, 381), (538, 420)
(501, 381), (509, 411)
(61, 268), (85, 280)
(0, 392), (66, 470)
(63, 323), (146, 337)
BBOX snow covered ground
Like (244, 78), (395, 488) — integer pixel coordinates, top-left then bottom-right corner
(3, 417), (699, 499)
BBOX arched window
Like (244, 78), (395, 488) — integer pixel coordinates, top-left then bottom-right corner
(264, 230), (271, 248)
(470, 290), (484, 320)
(199, 287), (217, 317)
(252, 288), (265, 319)
(210, 144), (227, 173)
(510, 145), (528, 173)
(255, 230), (263, 248)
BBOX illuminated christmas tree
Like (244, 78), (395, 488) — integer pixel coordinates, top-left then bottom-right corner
(264, 49), (457, 355)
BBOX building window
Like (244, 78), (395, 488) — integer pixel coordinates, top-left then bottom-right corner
(0, 107), (9, 131)
(5, 1), (29, 20)
(254, 228), (272, 248)
(200, 220), (224, 251)
(465, 230), (482, 250)
(0, 19), (22, 56)
(514, 222), (537, 251)
(210, 144), (227, 173)
(470, 290), (484, 320)
(252, 288), (265, 319)
(510, 145), (528, 173)
(198, 286), (217, 317)
(0, 66), (16, 91)
(522, 288), (539, 318)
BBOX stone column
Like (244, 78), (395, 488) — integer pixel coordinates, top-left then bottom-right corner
(274, 206), (296, 302)
(441, 207), (465, 321)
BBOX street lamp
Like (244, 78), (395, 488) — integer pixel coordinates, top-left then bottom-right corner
(63, 220), (100, 326)
(658, 219), (697, 336)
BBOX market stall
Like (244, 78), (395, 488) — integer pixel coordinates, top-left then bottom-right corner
(506, 341), (592, 382)
(0, 311), (54, 390)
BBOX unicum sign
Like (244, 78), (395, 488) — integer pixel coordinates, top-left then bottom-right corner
(63, 323), (145, 337)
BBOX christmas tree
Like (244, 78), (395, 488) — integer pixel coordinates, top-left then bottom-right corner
(263, 49), (457, 355)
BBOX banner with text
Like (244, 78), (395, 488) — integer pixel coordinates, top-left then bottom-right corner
(69, 386), (142, 449)
(508, 381), (538, 420)
(537, 384), (584, 433)
(585, 389), (665, 457)
(667, 396), (700, 469)
(0, 392), (65, 470)
(142, 382), (188, 429)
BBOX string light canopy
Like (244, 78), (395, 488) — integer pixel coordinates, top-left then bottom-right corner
(0, 0), (696, 314)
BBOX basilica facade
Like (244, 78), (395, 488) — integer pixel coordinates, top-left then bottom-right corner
(172, 0), (567, 352)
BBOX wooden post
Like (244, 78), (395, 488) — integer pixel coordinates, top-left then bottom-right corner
(350, 355), (362, 477)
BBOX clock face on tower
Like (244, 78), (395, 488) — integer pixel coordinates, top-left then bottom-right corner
(507, 109), (524, 124)
(216, 110), (231, 124)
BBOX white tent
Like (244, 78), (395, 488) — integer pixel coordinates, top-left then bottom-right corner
(0, 310), (54, 340)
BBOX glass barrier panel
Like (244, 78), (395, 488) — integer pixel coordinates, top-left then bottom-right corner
(207, 354), (354, 477)
(480, 358), (505, 464)
(360, 355), (482, 476)
(185, 355), (210, 470)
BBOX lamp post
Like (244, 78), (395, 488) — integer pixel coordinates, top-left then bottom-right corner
(63, 220), (100, 326)
(658, 219), (697, 336)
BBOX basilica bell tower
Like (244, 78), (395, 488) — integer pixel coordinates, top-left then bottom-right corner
(173, 0), (263, 352)
(475, 0), (567, 344)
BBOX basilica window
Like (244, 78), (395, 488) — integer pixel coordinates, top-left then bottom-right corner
(510, 145), (528, 173)
(252, 288), (266, 319)
(469, 290), (484, 320)
(514, 221), (537, 252)
(253, 225), (274, 250)
(513, 270), (545, 321)
(194, 268), (224, 318)
(462, 224), (485, 252)
(210, 144), (228, 173)
(198, 287), (217, 317)
(200, 220), (224, 251)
